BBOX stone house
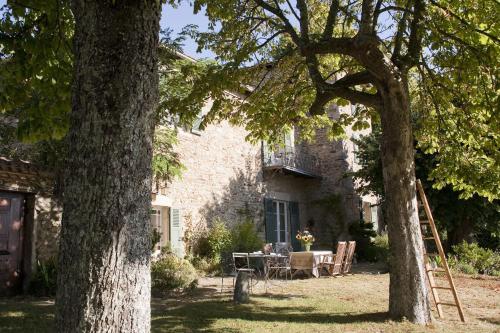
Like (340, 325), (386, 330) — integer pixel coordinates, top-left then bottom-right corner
(0, 63), (379, 295)
(152, 99), (380, 257)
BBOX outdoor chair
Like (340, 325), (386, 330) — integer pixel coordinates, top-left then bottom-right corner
(275, 242), (292, 256)
(220, 252), (237, 293)
(342, 241), (356, 274)
(266, 254), (291, 281)
(320, 241), (347, 277)
(290, 252), (315, 278)
(232, 252), (256, 293)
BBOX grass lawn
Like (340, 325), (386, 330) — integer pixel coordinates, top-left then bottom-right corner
(1, 264), (498, 332)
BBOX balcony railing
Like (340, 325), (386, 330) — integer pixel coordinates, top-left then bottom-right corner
(263, 145), (321, 178)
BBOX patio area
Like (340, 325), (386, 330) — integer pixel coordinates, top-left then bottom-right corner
(0, 264), (498, 333)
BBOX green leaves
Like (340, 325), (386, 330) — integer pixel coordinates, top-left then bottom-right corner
(0, 0), (74, 141)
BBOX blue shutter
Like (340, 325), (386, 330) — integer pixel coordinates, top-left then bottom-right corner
(264, 199), (277, 244)
(289, 201), (300, 251)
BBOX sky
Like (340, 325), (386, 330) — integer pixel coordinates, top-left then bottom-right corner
(161, 3), (215, 59)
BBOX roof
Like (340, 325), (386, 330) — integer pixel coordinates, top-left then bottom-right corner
(0, 157), (52, 193)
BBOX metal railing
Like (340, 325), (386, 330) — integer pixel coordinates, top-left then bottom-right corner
(263, 145), (321, 177)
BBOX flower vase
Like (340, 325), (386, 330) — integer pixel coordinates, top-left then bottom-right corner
(305, 244), (311, 252)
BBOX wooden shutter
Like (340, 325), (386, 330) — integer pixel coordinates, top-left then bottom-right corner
(170, 208), (184, 258)
(264, 199), (277, 244)
(289, 201), (301, 251)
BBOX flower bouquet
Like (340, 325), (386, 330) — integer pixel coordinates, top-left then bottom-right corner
(296, 230), (315, 251)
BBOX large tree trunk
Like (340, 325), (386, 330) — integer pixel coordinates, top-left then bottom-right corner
(378, 80), (432, 324)
(55, 1), (160, 332)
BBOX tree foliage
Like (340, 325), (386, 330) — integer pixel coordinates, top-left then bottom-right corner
(164, 0), (499, 200)
(351, 124), (500, 250)
(0, 1), (188, 183)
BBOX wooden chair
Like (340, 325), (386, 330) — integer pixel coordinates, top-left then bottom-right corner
(320, 241), (347, 276)
(290, 252), (314, 278)
(342, 241), (356, 274)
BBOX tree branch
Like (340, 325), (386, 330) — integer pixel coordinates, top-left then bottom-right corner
(322, 0), (340, 40)
(296, 0), (310, 42)
(429, 0), (500, 44)
(254, 0), (301, 44)
(402, 0), (425, 67)
(360, 0), (375, 35)
(309, 71), (381, 115)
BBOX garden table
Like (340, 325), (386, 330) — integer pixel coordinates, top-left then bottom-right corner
(290, 251), (333, 278)
(247, 252), (289, 280)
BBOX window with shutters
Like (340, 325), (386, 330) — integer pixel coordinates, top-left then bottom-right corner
(265, 199), (301, 250)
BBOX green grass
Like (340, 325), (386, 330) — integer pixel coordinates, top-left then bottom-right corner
(1, 266), (498, 333)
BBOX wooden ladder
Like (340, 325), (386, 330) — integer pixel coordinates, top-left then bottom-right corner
(416, 179), (466, 322)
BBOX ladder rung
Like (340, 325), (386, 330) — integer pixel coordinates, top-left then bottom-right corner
(423, 237), (435, 240)
(425, 253), (440, 257)
(436, 302), (458, 307)
(420, 220), (430, 224)
(431, 286), (452, 290)
(426, 268), (446, 274)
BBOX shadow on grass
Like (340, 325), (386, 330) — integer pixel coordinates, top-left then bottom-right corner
(0, 297), (55, 333)
(152, 293), (388, 333)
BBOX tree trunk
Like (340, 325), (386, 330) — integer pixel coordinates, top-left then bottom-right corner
(378, 80), (432, 324)
(55, 1), (160, 332)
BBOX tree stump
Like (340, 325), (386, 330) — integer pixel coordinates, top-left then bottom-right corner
(233, 272), (250, 303)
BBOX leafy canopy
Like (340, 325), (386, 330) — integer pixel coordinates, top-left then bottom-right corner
(165, 0), (499, 200)
(0, 1), (189, 182)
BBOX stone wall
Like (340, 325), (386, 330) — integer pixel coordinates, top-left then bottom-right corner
(156, 102), (379, 252)
(34, 194), (62, 261)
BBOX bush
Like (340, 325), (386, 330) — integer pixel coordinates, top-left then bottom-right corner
(449, 241), (500, 276)
(372, 234), (390, 264)
(349, 221), (377, 262)
(190, 255), (219, 274)
(151, 253), (198, 293)
(29, 257), (57, 297)
(231, 221), (264, 253)
(205, 220), (232, 261)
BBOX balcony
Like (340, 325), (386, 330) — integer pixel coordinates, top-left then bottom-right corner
(262, 145), (321, 179)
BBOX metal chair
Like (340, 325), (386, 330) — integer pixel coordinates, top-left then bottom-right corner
(232, 252), (256, 293)
(275, 242), (292, 255)
(220, 252), (237, 293)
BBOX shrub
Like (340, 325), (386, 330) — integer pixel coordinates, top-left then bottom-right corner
(449, 241), (500, 276)
(231, 221), (263, 253)
(349, 221), (377, 262)
(151, 253), (198, 293)
(190, 255), (219, 274)
(29, 257), (57, 297)
(151, 228), (162, 252)
(372, 234), (390, 264)
(206, 220), (233, 261)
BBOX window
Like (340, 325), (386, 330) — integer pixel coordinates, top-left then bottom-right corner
(265, 199), (301, 251)
(273, 200), (290, 243)
(150, 207), (162, 251)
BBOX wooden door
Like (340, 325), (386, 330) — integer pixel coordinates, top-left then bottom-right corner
(0, 192), (24, 294)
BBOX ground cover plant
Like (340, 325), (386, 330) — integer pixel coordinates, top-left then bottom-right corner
(1, 265), (498, 333)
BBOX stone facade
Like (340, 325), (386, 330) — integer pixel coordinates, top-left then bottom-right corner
(155, 102), (380, 254)
(0, 102), (379, 277)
